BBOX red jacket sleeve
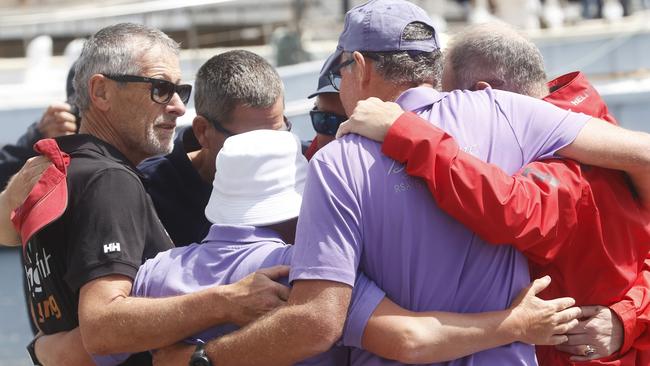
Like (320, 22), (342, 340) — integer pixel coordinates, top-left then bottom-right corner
(382, 112), (585, 265)
(610, 255), (650, 354)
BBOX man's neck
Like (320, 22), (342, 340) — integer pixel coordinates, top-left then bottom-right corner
(79, 112), (143, 166)
(188, 148), (216, 184)
(374, 82), (434, 103)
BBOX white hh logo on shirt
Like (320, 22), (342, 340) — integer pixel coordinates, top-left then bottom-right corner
(103, 242), (121, 254)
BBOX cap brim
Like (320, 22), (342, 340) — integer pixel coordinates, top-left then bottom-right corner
(307, 84), (338, 99)
(13, 165), (68, 244)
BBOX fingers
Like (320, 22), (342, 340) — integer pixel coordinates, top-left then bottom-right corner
(564, 333), (594, 346)
(545, 296), (576, 312)
(61, 121), (77, 135)
(39, 103), (78, 138)
(46, 102), (72, 114)
(579, 305), (601, 318)
(548, 335), (569, 345)
(556, 344), (602, 360)
(3, 157), (52, 209)
(553, 318), (580, 335)
(554, 306), (582, 323)
(257, 265), (290, 280)
(529, 275), (552, 295)
(272, 282), (291, 302)
(566, 319), (589, 334)
(335, 120), (351, 139)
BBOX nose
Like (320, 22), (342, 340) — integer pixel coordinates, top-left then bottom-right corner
(165, 92), (186, 117)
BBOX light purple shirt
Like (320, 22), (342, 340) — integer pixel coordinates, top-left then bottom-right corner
(290, 87), (590, 366)
(97, 225), (385, 366)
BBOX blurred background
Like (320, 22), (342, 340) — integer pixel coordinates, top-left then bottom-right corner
(1, 0), (650, 364)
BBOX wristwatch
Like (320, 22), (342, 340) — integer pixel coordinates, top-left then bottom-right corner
(26, 335), (43, 366)
(189, 341), (212, 366)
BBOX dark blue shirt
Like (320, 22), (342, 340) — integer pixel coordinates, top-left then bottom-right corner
(138, 127), (212, 247)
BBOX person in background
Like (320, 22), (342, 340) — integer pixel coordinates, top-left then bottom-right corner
(0, 63), (78, 188)
(304, 60), (347, 160)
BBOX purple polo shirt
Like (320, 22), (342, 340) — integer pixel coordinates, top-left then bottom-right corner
(98, 225), (385, 366)
(290, 87), (590, 365)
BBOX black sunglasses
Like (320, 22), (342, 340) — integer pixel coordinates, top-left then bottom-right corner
(102, 74), (192, 105)
(328, 53), (380, 91)
(327, 59), (355, 92)
(310, 108), (347, 136)
(206, 116), (293, 137)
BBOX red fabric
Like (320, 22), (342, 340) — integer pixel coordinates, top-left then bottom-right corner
(545, 71), (618, 126)
(11, 139), (69, 251)
(381, 72), (650, 365)
(304, 138), (319, 161)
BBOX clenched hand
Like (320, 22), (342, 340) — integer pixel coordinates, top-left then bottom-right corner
(222, 265), (291, 326)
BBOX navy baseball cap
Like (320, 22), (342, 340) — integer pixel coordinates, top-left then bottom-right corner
(321, 0), (440, 78)
(308, 53), (339, 98)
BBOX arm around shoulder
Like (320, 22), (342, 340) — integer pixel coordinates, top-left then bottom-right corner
(558, 118), (650, 204)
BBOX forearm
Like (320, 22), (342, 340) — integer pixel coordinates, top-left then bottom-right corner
(0, 190), (20, 246)
(558, 118), (650, 198)
(203, 281), (352, 366)
(152, 342), (194, 366)
(80, 286), (233, 355)
(36, 328), (95, 366)
(363, 299), (518, 363)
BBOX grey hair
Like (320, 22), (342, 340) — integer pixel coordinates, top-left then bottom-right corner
(446, 22), (548, 98)
(73, 23), (180, 111)
(194, 50), (284, 123)
(363, 22), (443, 88)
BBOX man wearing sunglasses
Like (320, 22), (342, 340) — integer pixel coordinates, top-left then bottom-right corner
(304, 72), (347, 160)
(0, 24), (289, 366)
(138, 50), (292, 248)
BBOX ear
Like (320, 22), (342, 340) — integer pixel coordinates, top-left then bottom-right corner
(473, 81), (492, 91)
(352, 51), (372, 87)
(192, 116), (223, 149)
(88, 74), (111, 112)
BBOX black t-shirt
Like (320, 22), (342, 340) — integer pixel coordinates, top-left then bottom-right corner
(23, 134), (173, 365)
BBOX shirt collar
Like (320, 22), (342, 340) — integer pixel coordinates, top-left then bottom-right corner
(395, 86), (446, 113)
(55, 134), (144, 178)
(202, 224), (287, 246)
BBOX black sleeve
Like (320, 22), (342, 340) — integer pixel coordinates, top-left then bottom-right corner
(0, 122), (42, 189)
(64, 168), (154, 292)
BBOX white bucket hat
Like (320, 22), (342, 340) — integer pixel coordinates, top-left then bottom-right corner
(205, 130), (308, 226)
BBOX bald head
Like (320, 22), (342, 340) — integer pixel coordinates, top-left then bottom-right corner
(443, 22), (548, 98)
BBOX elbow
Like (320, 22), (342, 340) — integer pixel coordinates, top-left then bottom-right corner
(390, 324), (435, 364)
(80, 329), (109, 355)
(79, 316), (115, 355)
(292, 303), (346, 355)
(303, 308), (345, 354)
